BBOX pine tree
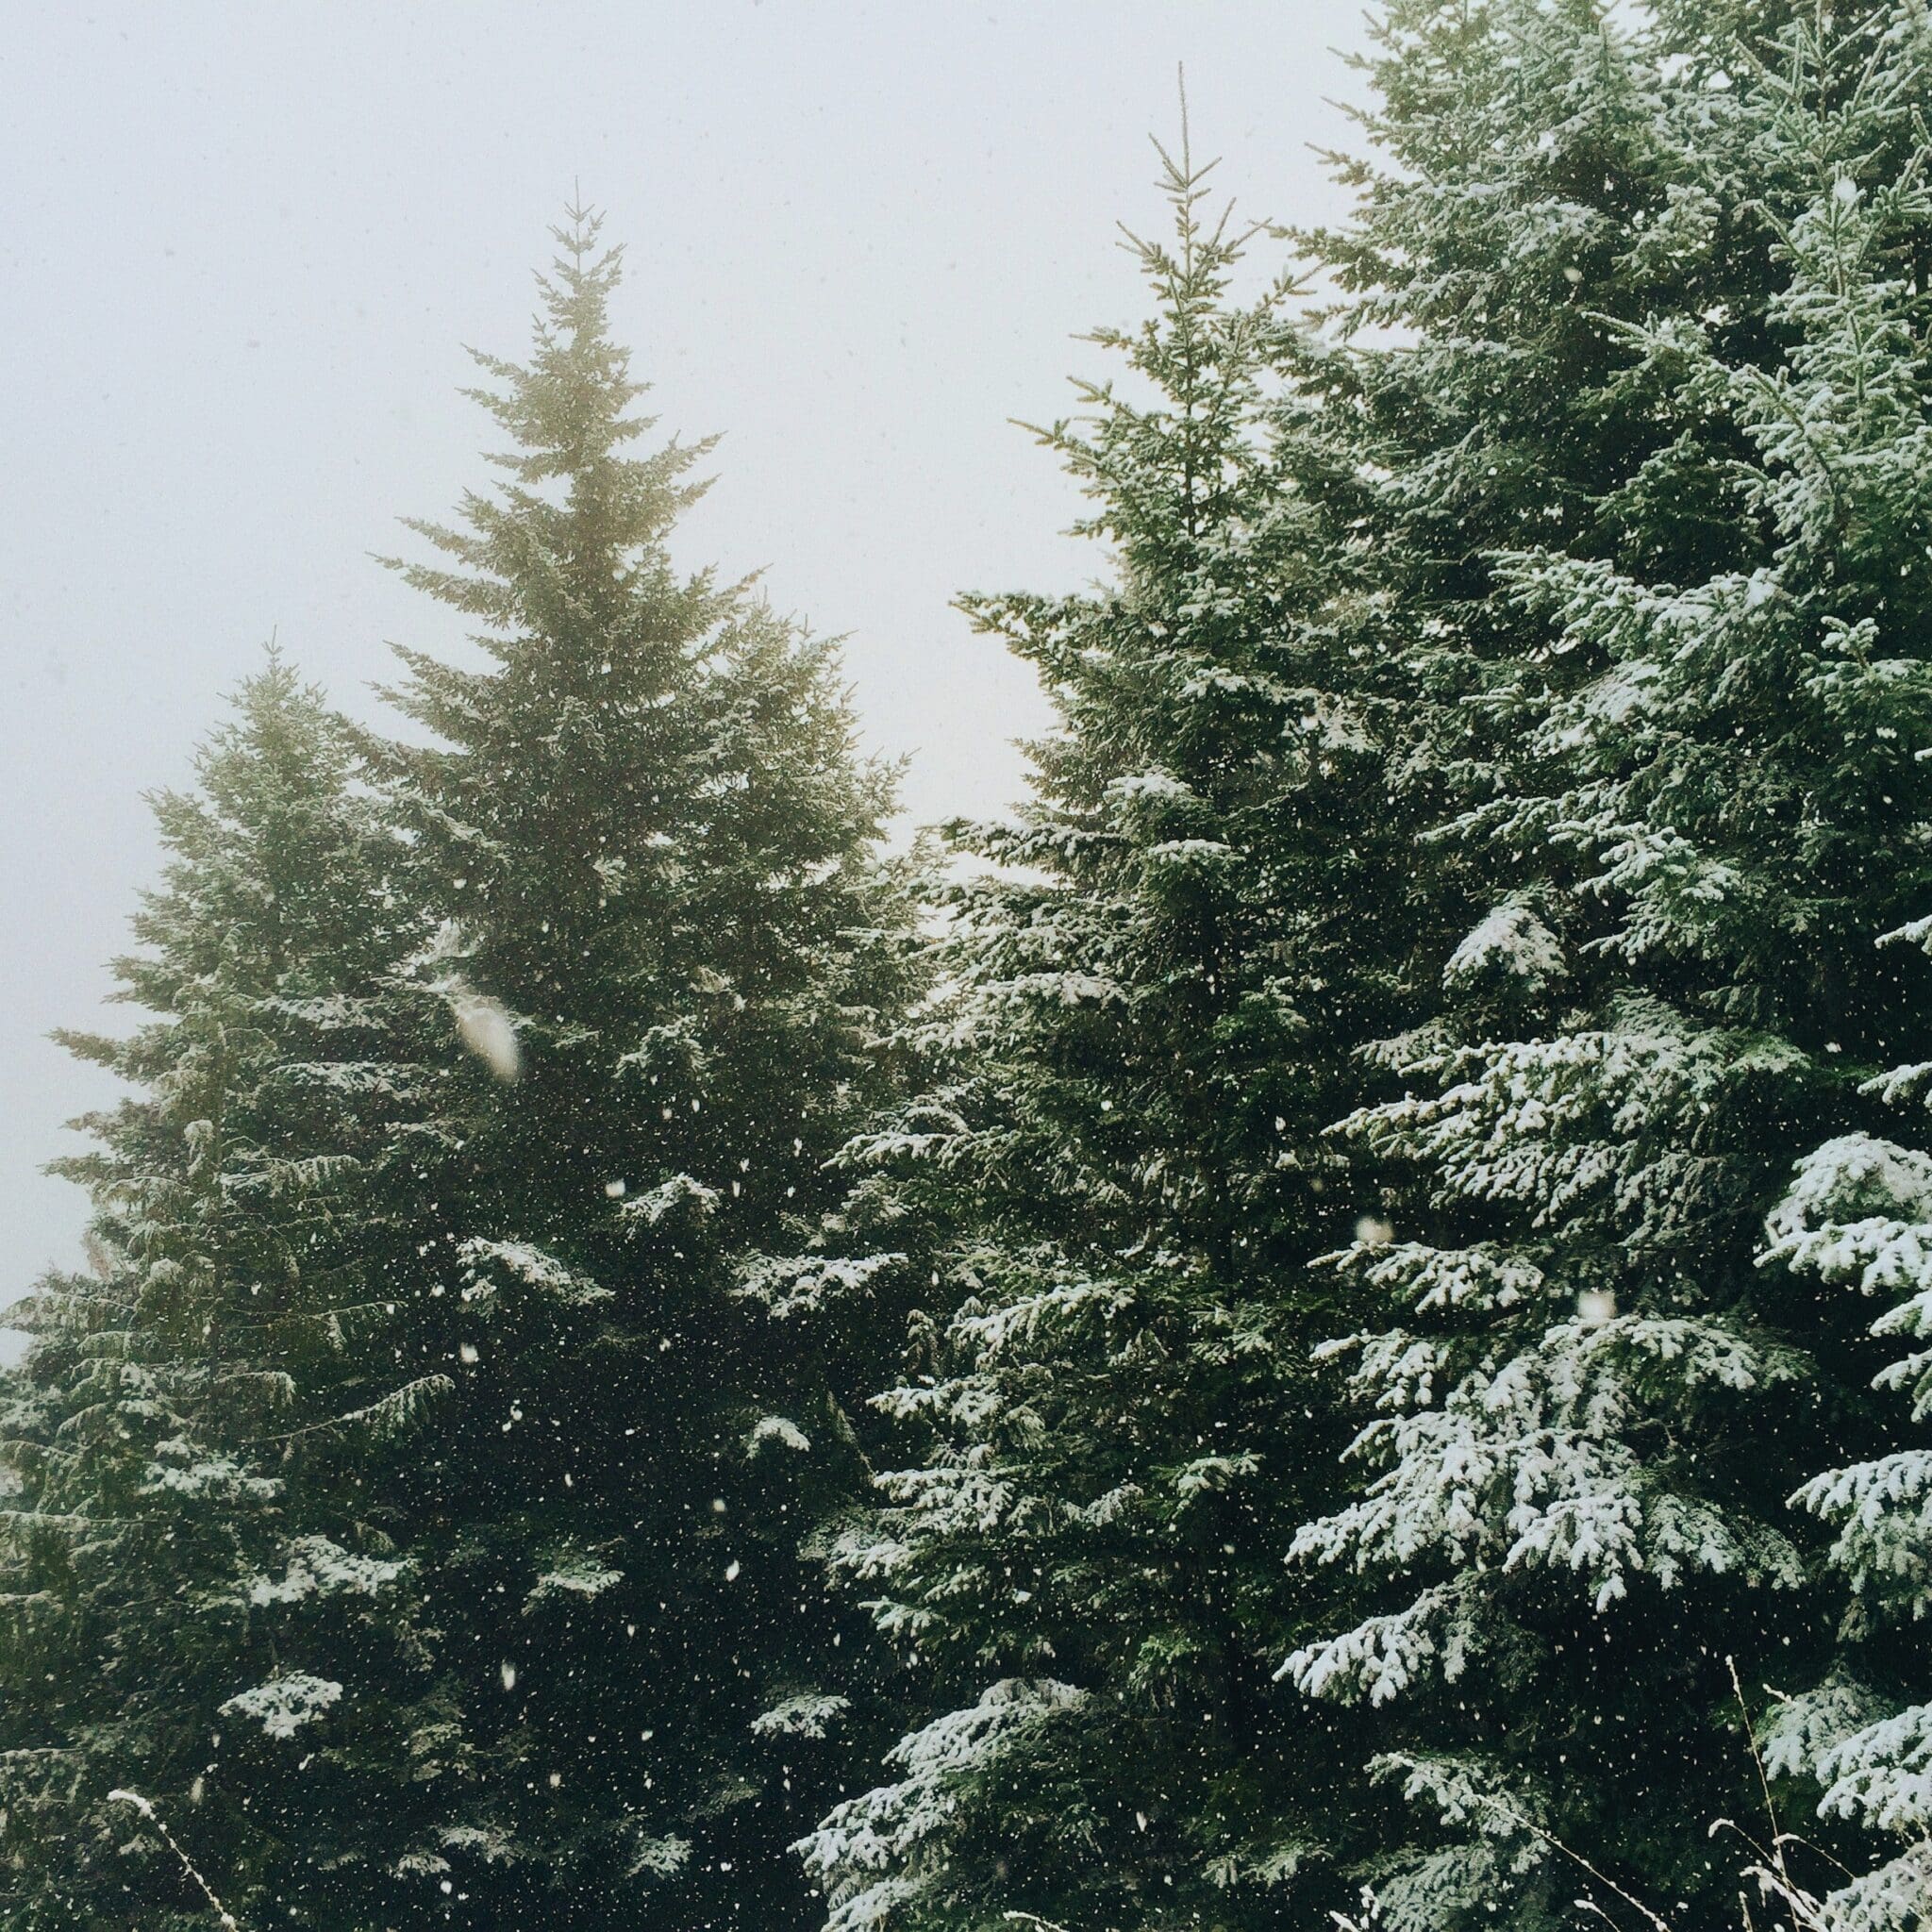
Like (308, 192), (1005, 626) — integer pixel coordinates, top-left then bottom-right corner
(798, 140), (1417, 1932)
(0, 655), (448, 1928)
(1284, 8), (1932, 1927)
(356, 207), (920, 1927)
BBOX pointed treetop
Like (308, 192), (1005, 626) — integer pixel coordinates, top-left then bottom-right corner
(382, 204), (717, 659)
(1114, 80), (1283, 340)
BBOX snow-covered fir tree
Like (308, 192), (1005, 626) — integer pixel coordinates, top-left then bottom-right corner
(798, 140), (1420, 1932)
(356, 208), (921, 1928)
(1285, 7), (1932, 1927)
(0, 656), (451, 1928)
(1763, 1031), (1932, 1932)
(1300, 0), (1779, 900)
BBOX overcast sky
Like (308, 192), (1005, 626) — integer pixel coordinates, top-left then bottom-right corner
(0, 1), (1374, 1309)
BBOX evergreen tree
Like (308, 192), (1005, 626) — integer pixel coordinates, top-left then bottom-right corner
(15, 19), (1932, 1932)
(1303, 0), (1761, 793)
(1285, 8), (1932, 1927)
(1763, 1018), (1932, 1932)
(799, 141), (1416, 1932)
(0, 656), (447, 1928)
(356, 207), (920, 1928)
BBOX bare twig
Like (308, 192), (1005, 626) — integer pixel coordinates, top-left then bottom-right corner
(1480, 1789), (1677, 1932)
(108, 1790), (241, 1930)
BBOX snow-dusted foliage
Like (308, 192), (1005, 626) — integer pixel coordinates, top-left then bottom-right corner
(750, 1690), (851, 1740)
(0, 658), (451, 1924)
(1284, 3), (1932, 1925)
(219, 1673), (345, 1740)
(802, 138), (1416, 1930)
(1442, 900), (1565, 995)
(525, 1554), (625, 1604)
(246, 1535), (405, 1605)
(798, 1680), (1089, 1931)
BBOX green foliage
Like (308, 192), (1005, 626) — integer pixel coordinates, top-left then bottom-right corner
(0, 657), (447, 1926)
(353, 207), (924, 1928)
(799, 139), (1423, 1932)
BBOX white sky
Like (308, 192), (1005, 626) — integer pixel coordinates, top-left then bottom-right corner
(0, 1), (1374, 1308)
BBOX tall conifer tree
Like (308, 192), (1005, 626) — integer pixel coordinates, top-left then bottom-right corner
(0, 657), (445, 1929)
(355, 208), (919, 1928)
(1286, 8), (1932, 1927)
(800, 142), (1415, 1932)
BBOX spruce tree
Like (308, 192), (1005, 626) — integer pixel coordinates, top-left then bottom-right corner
(356, 207), (919, 1928)
(1285, 8), (1932, 1927)
(799, 142), (1415, 1932)
(0, 656), (447, 1928)
(1763, 1019), (1932, 1932)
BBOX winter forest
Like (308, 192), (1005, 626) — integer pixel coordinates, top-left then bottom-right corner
(7, 3), (1932, 1929)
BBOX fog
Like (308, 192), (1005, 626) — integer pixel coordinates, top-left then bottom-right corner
(0, 1), (1371, 1312)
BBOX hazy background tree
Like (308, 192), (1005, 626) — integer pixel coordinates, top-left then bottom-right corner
(0, 657), (447, 1928)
